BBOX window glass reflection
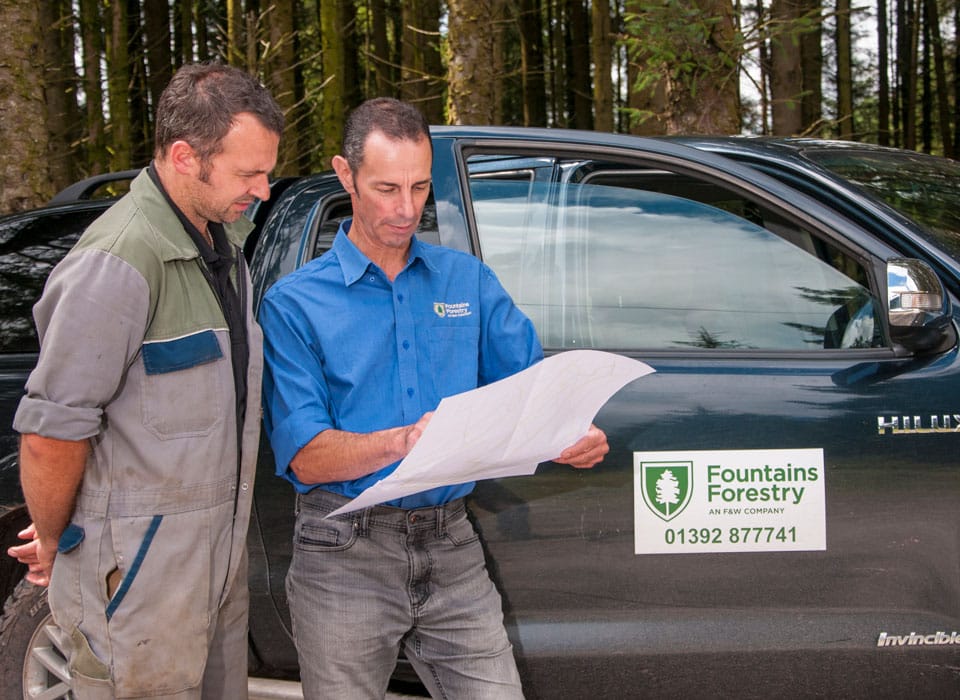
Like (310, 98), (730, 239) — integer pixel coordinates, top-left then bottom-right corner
(469, 156), (882, 352)
(0, 209), (98, 352)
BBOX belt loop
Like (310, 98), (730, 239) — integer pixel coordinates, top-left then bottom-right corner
(356, 508), (370, 537)
(294, 493), (302, 517)
(436, 505), (445, 538)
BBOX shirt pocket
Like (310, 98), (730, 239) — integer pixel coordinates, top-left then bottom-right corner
(140, 330), (224, 438)
(425, 326), (480, 397)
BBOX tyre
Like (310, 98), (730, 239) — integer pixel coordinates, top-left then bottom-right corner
(0, 579), (73, 699)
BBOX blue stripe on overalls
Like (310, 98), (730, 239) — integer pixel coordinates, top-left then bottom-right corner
(105, 515), (163, 621)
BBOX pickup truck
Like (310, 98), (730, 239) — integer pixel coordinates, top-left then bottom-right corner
(2, 128), (960, 698)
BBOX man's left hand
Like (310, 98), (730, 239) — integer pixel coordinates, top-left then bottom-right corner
(7, 523), (55, 587)
(555, 424), (608, 469)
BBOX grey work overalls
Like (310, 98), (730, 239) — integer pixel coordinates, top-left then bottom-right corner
(15, 170), (262, 698)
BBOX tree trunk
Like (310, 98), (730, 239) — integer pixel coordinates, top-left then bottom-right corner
(446, 0), (500, 124)
(954, 2), (959, 156)
(769, 0), (801, 135)
(898, 0), (919, 150)
(798, 0), (822, 133)
(517, 0), (547, 126)
(144, 0), (173, 120)
(106, 0), (132, 170)
(196, 0), (211, 62)
(266, 0), (301, 174)
(173, 0), (194, 66)
(877, 0), (890, 145)
(592, 0), (613, 132)
(79, 0), (107, 173)
(320, 0), (345, 164)
(920, 1), (932, 152)
(623, 0), (739, 134)
(491, 0), (506, 125)
(923, 0), (952, 156)
(127, 0), (150, 166)
(369, 0), (394, 96)
(0, 0), (51, 210)
(624, 0), (668, 135)
(40, 0), (81, 189)
(755, 0), (771, 134)
(401, 0), (444, 123)
(389, 1), (403, 97)
(341, 1), (361, 112)
(769, 0), (822, 135)
(835, 0), (853, 138)
(566, 0), (592, 129)
(665, 0), (740, 134)
(547, 0), (562, 125)
(143, 0), (172, 161)
(226, 0), (244, 66)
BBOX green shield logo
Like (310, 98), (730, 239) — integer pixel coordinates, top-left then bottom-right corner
(434, 302), (446, 317)
(641, 461), (692, 521)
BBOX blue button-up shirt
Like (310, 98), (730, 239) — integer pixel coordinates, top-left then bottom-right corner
(259, 221), (543, 507)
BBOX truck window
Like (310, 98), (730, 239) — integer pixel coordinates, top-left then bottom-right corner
(466, 155), (883, 352)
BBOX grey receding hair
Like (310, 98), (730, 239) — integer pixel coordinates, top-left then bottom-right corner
(154, 62), (284, 164)
(342, 97), (432, 173)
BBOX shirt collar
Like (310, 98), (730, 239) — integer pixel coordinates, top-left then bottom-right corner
(132, 166), (254, 262)
(333, 219), (438, 286)
(147, 164), (232, 267)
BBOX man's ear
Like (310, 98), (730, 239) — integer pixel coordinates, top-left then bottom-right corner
(168, 140), (200, 177)
(331, 155), (355, 195)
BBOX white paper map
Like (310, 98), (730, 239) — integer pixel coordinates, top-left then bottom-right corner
(326, 350), (654, 517)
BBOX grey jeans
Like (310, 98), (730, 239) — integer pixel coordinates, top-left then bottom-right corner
(286, 489), (524, 699)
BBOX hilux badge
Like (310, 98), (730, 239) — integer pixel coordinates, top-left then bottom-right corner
(641, 461), (693, 521)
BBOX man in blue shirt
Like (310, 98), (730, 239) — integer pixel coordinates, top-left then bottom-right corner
(260, 98), (608, 699)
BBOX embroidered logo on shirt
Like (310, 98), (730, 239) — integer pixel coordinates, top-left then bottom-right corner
(433, 301), (472, 318)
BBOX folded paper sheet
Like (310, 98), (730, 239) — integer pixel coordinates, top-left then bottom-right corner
(327, 350), (654, 517)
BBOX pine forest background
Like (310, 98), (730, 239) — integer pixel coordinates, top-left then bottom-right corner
(1, 0), (958, 212)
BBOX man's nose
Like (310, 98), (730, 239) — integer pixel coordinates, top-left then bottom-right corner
(250, 173), (271, 201)
(397, 188), (417, 217)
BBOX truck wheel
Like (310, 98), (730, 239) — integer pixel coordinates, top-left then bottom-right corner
(0, 579), (73, 699)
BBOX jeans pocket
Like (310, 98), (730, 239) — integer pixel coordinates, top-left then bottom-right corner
(443, 511), (480, 546)
(294, 515), (359, 553)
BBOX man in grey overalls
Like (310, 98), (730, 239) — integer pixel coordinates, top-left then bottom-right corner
(9, 63), (282, 699)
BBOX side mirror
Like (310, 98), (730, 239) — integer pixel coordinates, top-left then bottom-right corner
(887, 258), (956, 353)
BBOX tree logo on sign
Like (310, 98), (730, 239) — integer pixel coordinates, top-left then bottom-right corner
(641, 461), (692, 521)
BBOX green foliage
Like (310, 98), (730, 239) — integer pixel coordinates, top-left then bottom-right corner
(622, 2), (740, 98)
(7, 0), (959, 183)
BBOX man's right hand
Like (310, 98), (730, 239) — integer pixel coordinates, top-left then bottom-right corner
(402, 411), (434, 455)
(290, 411), (437, 485)
(7, 522), (55, 587)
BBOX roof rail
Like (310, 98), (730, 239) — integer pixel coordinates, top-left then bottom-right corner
(48, 170), (141, 205)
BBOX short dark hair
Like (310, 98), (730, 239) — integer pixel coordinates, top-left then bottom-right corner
(154, 62), (284, 162)
(342, 98), (432, 173)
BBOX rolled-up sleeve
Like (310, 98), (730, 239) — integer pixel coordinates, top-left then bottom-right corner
(259, 286), (334, 481)
(14, 249), (150, 441)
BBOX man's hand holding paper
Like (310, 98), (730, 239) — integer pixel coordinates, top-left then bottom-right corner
(328, 350), (654, 516)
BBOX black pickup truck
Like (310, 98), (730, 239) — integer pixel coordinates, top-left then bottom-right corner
(2, 129), (960, 699)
